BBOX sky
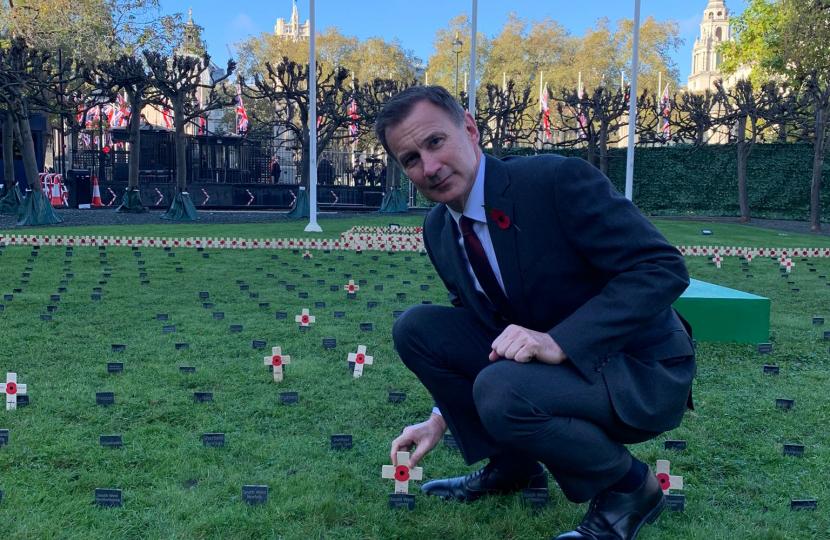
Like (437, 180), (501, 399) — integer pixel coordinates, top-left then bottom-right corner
(164, 0), (749, 85)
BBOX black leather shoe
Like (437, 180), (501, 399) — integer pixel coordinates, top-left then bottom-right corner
(554, 471), (666, 540)
(420, 462), (547, 502)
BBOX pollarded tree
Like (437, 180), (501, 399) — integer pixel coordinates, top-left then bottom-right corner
(672, 89), (718, 146)
(246, 57), (354, 218)
(461, 80), (534, 159)
(143, 50), (235, 220)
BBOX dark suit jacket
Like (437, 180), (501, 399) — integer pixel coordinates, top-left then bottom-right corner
(423, 154), (696, 434)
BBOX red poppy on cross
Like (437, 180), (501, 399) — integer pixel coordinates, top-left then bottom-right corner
(295, 309), (315, 327)
(382, 451), (423, 494)
(2, 373), (27, 411)
(655, 460), (684, 495)
(713, 256), (722, 269)
(785, 258), (794, 273)
(264, 347), (291, 382)
(348, 345), (373, 378)
(343, 280), (360, 294)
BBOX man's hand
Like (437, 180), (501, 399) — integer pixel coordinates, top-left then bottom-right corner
(489, 324), (569, 364)
(391, 413), (447, 469)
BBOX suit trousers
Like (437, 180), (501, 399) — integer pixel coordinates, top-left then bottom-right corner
(392, 304), (663, 503)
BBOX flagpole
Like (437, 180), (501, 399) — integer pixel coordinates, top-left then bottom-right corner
(624, 0), (641, 202)
(539, 71), (544, 149)
(305, 0), (322, 232)
(503, 72), (506, 93)
(468, 0), (478, 120)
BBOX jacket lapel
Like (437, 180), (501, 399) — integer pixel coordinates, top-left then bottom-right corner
(483, 156), (530, 326)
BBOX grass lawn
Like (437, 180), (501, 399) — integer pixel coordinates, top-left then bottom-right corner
(0, 216), (828, 539)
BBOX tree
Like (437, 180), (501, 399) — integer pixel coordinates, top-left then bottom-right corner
(425, 14), (489, 97)
(461, 80), (533, 158)
(0, 37), (64, 224)
(144, 50), (235, 221)
(84, 54), (157, 213)
(246, 57), (353, 218)
(719, 0), (785, 84)
(553, 84), (630, 175)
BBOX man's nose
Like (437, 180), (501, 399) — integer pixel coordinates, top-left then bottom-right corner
(422, 153), (440, 178)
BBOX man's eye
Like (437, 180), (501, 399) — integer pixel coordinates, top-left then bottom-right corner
(430, 137), (443, 146)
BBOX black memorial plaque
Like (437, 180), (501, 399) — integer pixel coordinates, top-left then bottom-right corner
(229, 325), (243, 333)
(388, 392), (406, 403)
(783, 444), (804, 457)
(258, 303), (270, 308)
(203, 433), (225, 447)
(664, 440), (687, 451)
(333, 311), (345, 319)
(375, 285), (384, 291)
(666, 494), (685, 512)
(162, 325), (176, 334)
(242, 485), (268, 505)
(443, 433), (459, 450)
(315, 302), (326, 308)
(330, 434), (353, 450)
(275, 312), (288, 320)
(522, 488), (549, 508)
(757, 343), (773, 354)
(100, 435), (123, 448)
(813, 317), (824, 325)
(298, 292), (308, 299)
(323, 338), (337, 349)
(91, 293), (101, 300)
(175, 343), (190, 350)
(0, 429), (9, 446)
(94, 488), (122, 507)
(199, 292), (210, 299)
(107, 362), (124, 374)
(213, 312), (225, 320)
(47, 306), (58, 313)
(252, 340), (267, 349)
(111, 344), (126, 353)
(157, 314), (169, 321)
(791, 499), (817, 511)
(397, 293), (406, 299)
(280, 392), (299, 404)
(393, 310), (405, 319)
(203, 303), (214, 309)
(286, 285), (296, 291)
(179, 366), (196, 374)
(16, 395), (28, 407)
(330, 285), (339, 292)
(96, 392), (115, 406)
(194, 392), (213, 403)
(775, 398), (794, 410)
(347, 293), (356, 300)
(360, 323), (373, 331)
(388, 493), (415, 510)
(366, 301), (378, 309)
(40, 315), (52, 322)
(763, 365), (780, 375)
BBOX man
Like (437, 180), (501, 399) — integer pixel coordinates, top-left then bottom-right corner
(271, 156), (282, 184)
(376, 85), (695, 540)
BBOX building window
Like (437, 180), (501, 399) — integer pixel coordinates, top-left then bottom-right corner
(715, 27), (723, 41)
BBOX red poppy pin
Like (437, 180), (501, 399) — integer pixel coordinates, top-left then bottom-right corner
(483, 205), (520, 231)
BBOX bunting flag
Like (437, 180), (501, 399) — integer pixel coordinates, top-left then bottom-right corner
(236, 85), (248, 134)
(79, 132), (91, 148)
(540, 83), (550, 141)
(348, 98), (358, 143)
(196, 90), (206, 135)
(112, 93), (131, 128)
(661, 85), (671, 138)
(316, 115), (322, 130)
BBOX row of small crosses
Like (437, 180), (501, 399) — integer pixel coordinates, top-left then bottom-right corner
(678, 246), (830, 258)
(709, 255), (795, 271)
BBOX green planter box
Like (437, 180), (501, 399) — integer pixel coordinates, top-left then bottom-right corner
(673, 279), (770, 344)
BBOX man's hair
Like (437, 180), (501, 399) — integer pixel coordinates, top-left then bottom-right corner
(374, 85), (466, 160)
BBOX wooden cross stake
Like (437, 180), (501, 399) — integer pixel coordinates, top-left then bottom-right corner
(295, 308), (316, 327)
(382, 451), (423, 494)
(264, 347), (291, 382)
(348, 345), (373, 378)
(655, 459), (684, 494)
(2, 373), (27, 411)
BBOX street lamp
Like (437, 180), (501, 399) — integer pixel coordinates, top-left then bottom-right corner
(452, 33), (463, 99)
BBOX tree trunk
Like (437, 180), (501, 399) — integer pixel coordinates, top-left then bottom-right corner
(173, 97), (187, 191)
(14, 106), (43, 193)
(2, 109), (14, 190)
(598, 124), (608, 176)
(300, 126), (310, 188)
(778, 122), (787, 143)
(810, 107), (826, 232)
(127, 90), (142, 190)
(736, 116), (749, 222)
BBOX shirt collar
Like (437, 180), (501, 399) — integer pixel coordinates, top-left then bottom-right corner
(448, 156), (486, 224)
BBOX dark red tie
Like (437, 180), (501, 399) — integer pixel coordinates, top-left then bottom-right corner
(459, 216), (511, 316)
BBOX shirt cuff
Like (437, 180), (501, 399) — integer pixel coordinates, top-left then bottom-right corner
(432, 406), (442, 416)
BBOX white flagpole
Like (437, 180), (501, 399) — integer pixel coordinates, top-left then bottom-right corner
(503, 72), (506, 93)
(625, 0), (641, 202)
(464, 72), (467, 91)
(305, 0), (322, 232)
(578, 72), (582, 95)
(539, 71), (544, 148)
(468, 0), (478, 120)
(425, 72), (429, 85)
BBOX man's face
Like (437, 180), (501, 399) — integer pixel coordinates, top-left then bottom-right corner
(385, 101), (481, 211)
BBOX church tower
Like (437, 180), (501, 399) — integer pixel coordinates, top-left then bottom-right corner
(687, 0), (731, 92)
(274, 1), (311, 41)
(181, 8), (206, 56)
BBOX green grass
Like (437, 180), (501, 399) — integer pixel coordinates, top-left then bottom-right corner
(0, 217), (828, 539)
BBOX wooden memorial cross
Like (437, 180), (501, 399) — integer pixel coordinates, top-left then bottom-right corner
(264, 347), (291, 382)
(295, 308), (316, 328)
(343, 280), (360, 294)
(785, 258), (794, 273)
(2, 373), (27, 410)
(348, 345), (374, 378)
(303, 250), (312, 259)
(382, 451), (423, 494)
(713, 255), (722, 269)
(655, 459), (684, 494)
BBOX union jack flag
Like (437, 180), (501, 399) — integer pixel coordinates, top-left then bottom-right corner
(79, 132), (91, 148)
(196, 90), (206, 135)
(661, 85), (671, 138)
(236, 85), (248, 134)
(162, 106), (173, 129)
(348, 98), (358, 142)
(577, 91), (588, 140)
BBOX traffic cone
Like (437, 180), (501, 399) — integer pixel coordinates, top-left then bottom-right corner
(91, 177), (104, 207)
(49, 174), (64, 206)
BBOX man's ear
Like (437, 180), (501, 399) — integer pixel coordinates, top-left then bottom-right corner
(464, 110), (480, 146)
